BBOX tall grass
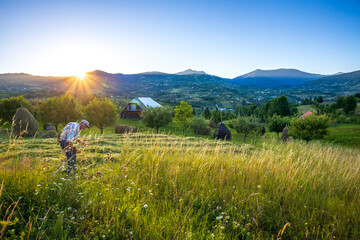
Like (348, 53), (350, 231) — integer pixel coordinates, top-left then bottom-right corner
(0, 130), (359, 239)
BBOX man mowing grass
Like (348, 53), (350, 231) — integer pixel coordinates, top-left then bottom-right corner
(58, 120), (89, 176)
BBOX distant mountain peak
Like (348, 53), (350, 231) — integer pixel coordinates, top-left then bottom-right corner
(229, 68), (325, 87)
(236, 68), (324, 79)
(176, 69), (207, 75)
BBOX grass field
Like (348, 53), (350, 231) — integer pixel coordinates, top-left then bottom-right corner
(324, 124), (360, 148)
(1, 127), (360, 239)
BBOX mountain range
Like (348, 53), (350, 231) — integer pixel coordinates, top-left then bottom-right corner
(229, 68), (325, 87)
(0, 68), (359, 108)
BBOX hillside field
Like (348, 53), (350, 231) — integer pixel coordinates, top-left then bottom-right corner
(0, 126), (360, 239)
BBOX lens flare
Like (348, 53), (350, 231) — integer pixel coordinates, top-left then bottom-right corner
(76, 72), (86, 80)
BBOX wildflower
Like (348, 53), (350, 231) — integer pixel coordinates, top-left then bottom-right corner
(216, 216), (223, 220)
(37, 184), (41, 187)
(97, 171), (101, 174)
(253, 218), (256, 223)
(106, 152), (110, 155)
(220, 226), (224, 229)
(131, 182), (135, 185)
(149, 190), (152, 193)
(105, 158), (109, 161)
(102, 235), (106, 238)
(144, 204), (148, 208)
(71, 216), (75, 220)
(129, 231), (133, 234)
(127, 187), (131, 191)
(68, 207), (72, 210)
(14, 212), (18, 216)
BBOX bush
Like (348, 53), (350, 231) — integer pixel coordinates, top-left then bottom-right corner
(267, 115), (290, 136)
(289, 115), (330, 142)
(0, 96), (33, 122)
(189, 116), (208, 135)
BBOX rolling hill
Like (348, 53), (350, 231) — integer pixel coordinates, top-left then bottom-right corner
(301, 70), (360, 95)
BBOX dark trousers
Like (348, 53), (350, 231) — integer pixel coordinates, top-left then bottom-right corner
(59, 140), (76, 175)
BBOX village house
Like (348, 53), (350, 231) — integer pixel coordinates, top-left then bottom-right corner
(120, 97), (162, 119)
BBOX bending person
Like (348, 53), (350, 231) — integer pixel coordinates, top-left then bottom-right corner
(58, 120), (89, 176)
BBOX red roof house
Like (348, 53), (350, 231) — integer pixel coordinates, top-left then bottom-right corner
(300, 111), (313, 119)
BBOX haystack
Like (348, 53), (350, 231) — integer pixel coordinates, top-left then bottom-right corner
(12, 106), (39, 137)
(281, 125), (289, 142)
(40, 130), (58, 138)
(115, 125), (138, 134)
(214, 122), (231, 140)
(260, 126), (266, 136)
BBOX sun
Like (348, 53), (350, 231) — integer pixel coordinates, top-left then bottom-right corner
(75, 72), (86, 80)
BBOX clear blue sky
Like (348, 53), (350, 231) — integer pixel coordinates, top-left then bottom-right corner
(0, 0), (359, 78)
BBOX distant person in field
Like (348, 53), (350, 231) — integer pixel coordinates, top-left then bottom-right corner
(58, 120), (89, 176)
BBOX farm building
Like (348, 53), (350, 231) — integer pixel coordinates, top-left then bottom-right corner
(120, 97), (162, 119)
(300, 111), (313, 119)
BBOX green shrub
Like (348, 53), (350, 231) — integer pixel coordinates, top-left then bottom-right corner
(289, 115), (330, 142)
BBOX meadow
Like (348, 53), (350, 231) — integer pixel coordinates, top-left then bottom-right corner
(0, 123), (360, 239)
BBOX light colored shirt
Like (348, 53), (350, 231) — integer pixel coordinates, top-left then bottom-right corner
(60, 122), (80, 142)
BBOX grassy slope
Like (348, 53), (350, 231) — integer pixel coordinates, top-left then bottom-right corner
(324, 124), (360, 148)
(1, 130), (360, 239)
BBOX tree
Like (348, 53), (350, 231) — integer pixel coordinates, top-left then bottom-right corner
(267, 115), (290, 137)
(229, 117), (262, 143)
(343, 95), (357, 114)
(223, 109), (235, 120)
(210, 108), (222, 124)
(141, 106), (173, 134)
(335, 96), (345, 109)
(260, 95), (291, 120)
(0, 96), (33, 122)
(173, 101), (193, 134)
(58, 94), (81, 125)
(317, 96), (323, 103)
(203, 107), (211, 119)
(189, 116), (208, 136)
(289, 115), (330, 142)
(84, 97), (117, 134)
(38, 97), (62, 132)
